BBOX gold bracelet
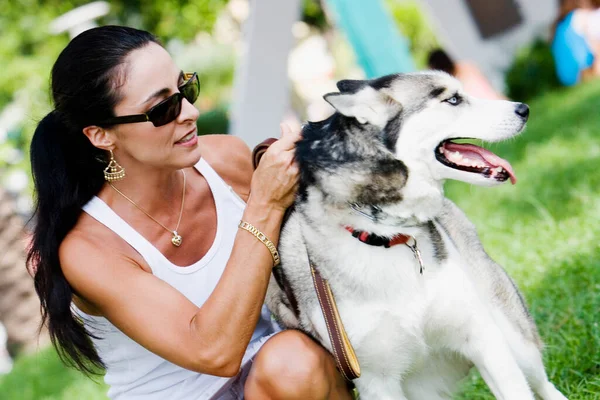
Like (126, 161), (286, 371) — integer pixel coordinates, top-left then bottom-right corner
(238, 220), (281, 267)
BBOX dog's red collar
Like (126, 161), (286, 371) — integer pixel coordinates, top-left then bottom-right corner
(344, 226), (410, 247)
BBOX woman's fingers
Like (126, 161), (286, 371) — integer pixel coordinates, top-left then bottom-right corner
(275, 123), (301, 151)
(247, 123), (302, 211)
(280, 123), (292, 137)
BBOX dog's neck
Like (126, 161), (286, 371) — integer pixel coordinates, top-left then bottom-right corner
(299, 187), (444, 238)
(395, 173), (446, 221)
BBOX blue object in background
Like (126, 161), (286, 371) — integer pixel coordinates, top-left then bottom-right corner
(551, 11), (595, 86)
(325, 0), (416, 78)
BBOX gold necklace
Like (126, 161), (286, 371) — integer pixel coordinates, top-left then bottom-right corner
(109, 170), (186, 247)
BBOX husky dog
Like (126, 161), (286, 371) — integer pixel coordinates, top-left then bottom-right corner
(265, 72), (567, 400)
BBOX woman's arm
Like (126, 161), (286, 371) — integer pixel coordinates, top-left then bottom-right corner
(61, 126), (300, 377)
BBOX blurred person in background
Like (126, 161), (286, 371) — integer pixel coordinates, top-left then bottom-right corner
(427, 48), (508, 100)
(551, 0), (600, 86)
(28, 25), (352, 400)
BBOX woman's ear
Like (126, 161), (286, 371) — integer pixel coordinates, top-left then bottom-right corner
(82, 125), (114, 150)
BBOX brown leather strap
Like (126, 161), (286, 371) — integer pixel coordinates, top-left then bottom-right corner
(252, 137), (360, 381)
(252, 137), (278, 169)
(310, 264), (361, 381)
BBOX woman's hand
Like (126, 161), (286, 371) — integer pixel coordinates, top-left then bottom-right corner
(248, 123), (301, 214)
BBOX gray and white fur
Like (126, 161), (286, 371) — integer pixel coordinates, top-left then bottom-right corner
(265, 72), (566, 400)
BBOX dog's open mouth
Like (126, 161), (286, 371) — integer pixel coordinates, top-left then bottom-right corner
(435, 139), (517, 184)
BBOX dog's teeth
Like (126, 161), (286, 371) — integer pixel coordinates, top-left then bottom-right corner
(449, 152), (463, 162)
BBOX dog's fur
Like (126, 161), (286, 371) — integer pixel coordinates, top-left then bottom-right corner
(265, 72), (567, 399)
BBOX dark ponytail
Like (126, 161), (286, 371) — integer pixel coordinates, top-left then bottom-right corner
(27, 26), (159, 373)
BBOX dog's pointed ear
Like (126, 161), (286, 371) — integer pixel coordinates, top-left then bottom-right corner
(324, 87), (392, 127)
(336, 79), (366, 93)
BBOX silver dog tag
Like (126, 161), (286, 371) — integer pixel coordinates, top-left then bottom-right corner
(405, 238), (424, 274)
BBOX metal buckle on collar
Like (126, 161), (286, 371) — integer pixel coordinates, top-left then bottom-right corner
(405, 237), (425, 274)
(349, 203), (381, 222)
(349, 202), (418, 227)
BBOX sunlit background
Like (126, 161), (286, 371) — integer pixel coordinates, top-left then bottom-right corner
(0, 1), (598, 399)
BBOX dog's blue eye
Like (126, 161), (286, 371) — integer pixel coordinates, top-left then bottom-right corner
(445, 96), (461, 105)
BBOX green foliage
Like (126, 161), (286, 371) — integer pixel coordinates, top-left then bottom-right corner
(302, 0), (328, 30)
(384, 0), (439, 69)
(0, 0), (228, 111)
(2, 82), (599, 400)
(196, 107), (229, 135)
(505, 38), (561, 102)
(0, 347), (108, 400)
(110, 0), (228, 42)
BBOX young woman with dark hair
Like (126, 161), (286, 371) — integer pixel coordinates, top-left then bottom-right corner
(551, 0), (600, 85)
(28, 25), (351, 399)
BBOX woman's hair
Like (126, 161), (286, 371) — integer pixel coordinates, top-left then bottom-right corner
(28, 25), (159, 374)
(552, 0), (592, 37)
(427, 49), (456, 76)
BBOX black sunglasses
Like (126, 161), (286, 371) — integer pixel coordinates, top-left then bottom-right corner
(98, 72), (200, 127)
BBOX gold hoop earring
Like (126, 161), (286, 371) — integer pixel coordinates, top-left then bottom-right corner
(104, 150), (125, 181)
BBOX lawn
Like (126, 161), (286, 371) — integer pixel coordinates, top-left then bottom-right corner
(1, 81), (599, 399)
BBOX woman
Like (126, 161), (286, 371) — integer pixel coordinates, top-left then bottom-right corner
(551, 0), (600, 86)
(28, 25), (351, 399)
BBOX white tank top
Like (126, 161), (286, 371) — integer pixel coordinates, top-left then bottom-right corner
(77, 158), (277, 400)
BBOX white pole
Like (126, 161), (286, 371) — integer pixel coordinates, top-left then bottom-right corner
(0, 322), (12, 375)
(229, 0), (302, 147)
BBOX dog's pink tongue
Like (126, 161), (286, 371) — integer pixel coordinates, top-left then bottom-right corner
(444, 142), (517, 184)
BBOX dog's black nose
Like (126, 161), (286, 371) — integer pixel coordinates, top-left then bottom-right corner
(515, 103), (530, 120)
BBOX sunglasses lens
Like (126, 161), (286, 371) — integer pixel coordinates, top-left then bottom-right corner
(146, 74), (198, 127)
(148, 95), (182, 127)
(181, 74), (200, 104)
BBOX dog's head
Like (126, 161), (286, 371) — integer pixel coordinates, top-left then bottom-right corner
(296, 72), (527, 219)
(323, 71), (527, 187)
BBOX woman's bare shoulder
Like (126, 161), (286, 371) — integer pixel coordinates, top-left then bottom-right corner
(60, 213), (150, 277)
(197, 134), (254, 200)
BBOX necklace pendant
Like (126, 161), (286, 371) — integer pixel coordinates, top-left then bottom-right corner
(171, 232), (183, 247)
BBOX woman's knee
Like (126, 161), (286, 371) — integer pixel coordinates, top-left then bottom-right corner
(245, 330), (335, 399)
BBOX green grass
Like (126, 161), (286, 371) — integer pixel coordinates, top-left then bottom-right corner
(2, 82), (599, 399)
(0, 347), (107, 400)
(450, 81), (600, 399)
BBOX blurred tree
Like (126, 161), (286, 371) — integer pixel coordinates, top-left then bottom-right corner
(0, 0), (228, 111)
(0, 0), (226, 108)
(302, 0), (328, 30)
(505, 38), (561, 101)
(384, 0), (439, 69)
(110, 0), (228, 41)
